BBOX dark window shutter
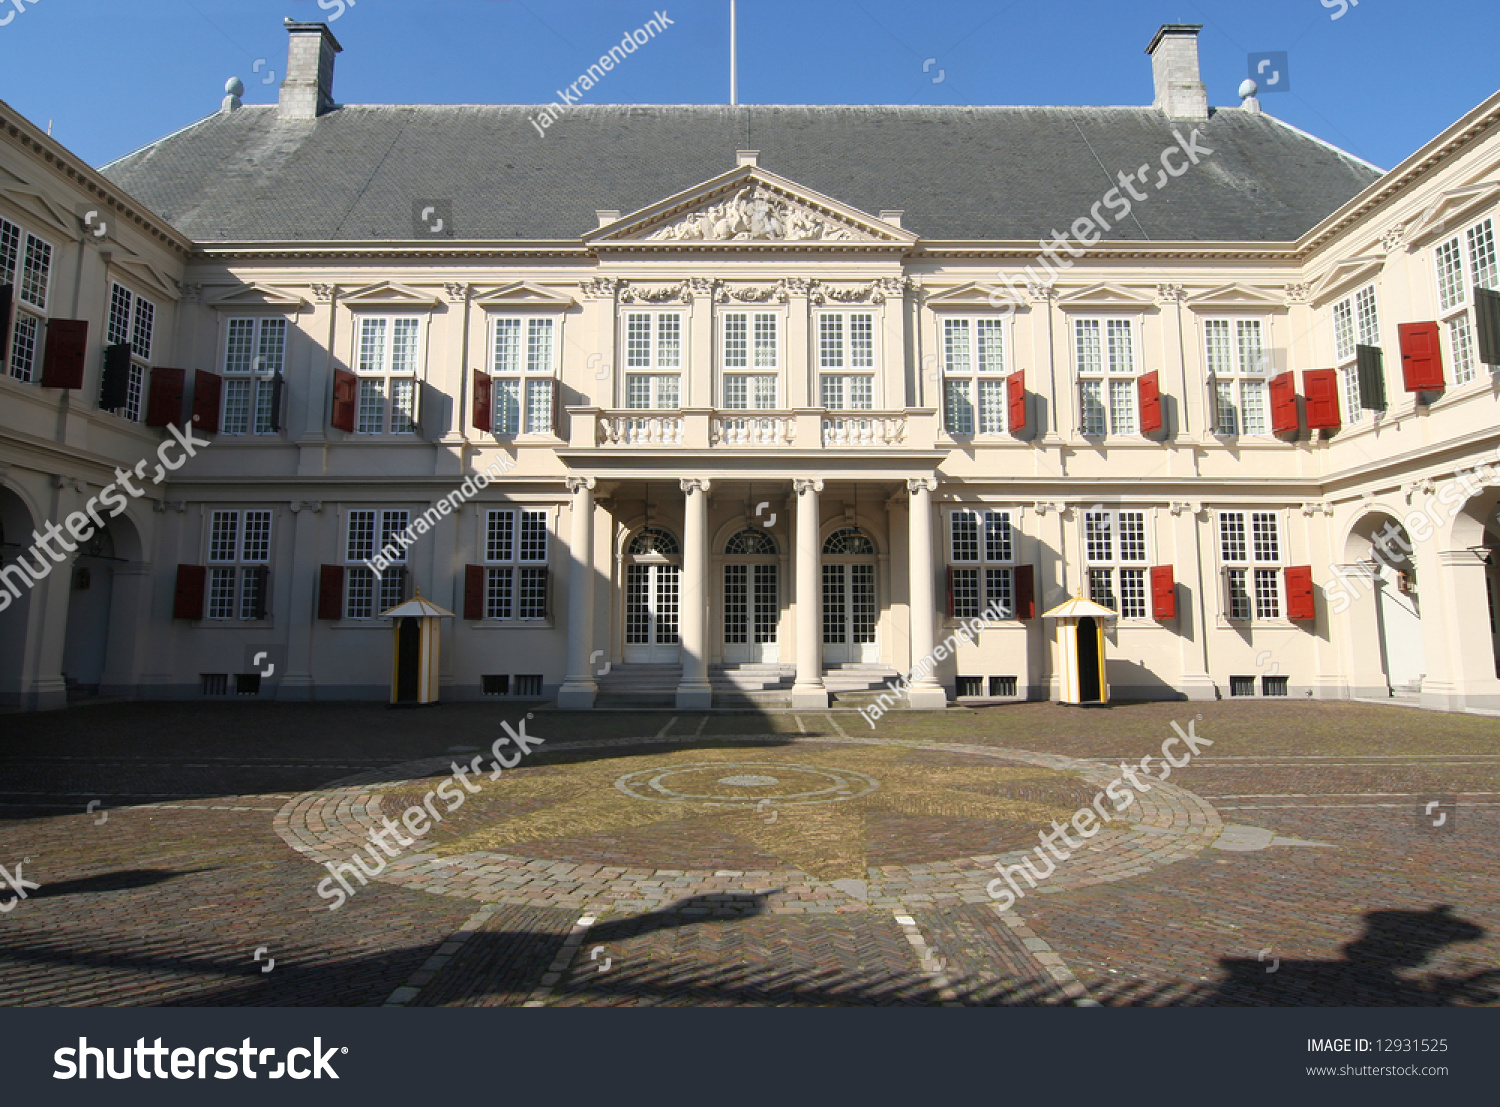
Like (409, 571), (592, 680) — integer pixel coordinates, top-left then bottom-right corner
(394, 564), (410, 603)
(1285, 565), (1316, 621)
(145, 367), (185, 427)
(1013, 564), (1035, 620)
(473, 369), (493, 433)
(544, 568), (553, 620)
(550, 378), (561, 436)
(0, 284), (12, 369)
(464, 564), (486, 620)
(945, 566), (955, 618)
(39, 318), (88, 389)
(317, 564), (345, 620)
(1007, 369), (1026, 435)
(99, 343), (132, 411)
(1474, 289), (1500, 365)
(1150, 565), (1176, 620)
(1398, 322), (1445, 392)
(173, 564), (206, 620)
(1355, 345), (1386, 411)
(1269, 371), (1299, 434)
(331, 368), (358, 432)
(192, 370), (222, 433)
(269, 374), (285, 432)
(251, 567), (270, 620)
(1302, 369), (1341, 431)
(1138, 370), (1163, 436)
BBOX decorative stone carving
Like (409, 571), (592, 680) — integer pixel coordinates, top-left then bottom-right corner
(1380, 224), (1408, 254)
(1300, 501), (1335, 517)
(1168, 501), (1204, 517)
(1027, 281), (1058, 304)
(679, 478), (712, 495)
(565, 476), (597, 493)
(1155, 282), (1187, 304)
(782, 277), (813, 296)
(792, 478), (825, 495)
(289, 501), (323, 513)
(1403, 478), (1435, 503)
(642, 184), (877, 243)
(686, 277), (717, 301)
(618, 282), (689, 304)
(907, 477), (939, 494)
(579, 277), (620, 301)
(809, 281), (896, 306)
(443, 282), (469, 303)
(310, 283), (335, 303)
(175, 282), (202, 303)
(715, 281), (787, 304)
(1282, 282), (1311, 305)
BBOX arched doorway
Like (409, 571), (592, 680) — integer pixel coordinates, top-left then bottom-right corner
(723, 528), (779, 663)
(822, 526), (878, 664)
(1078, 616), (1103, 702)
(61, 526), (118, 694)
(1342, 512), (1425, 696)
(624, 526), (681, 664)
(0, 485), (37, 706)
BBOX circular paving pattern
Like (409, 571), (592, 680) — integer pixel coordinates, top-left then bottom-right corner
(274, 735), (1224, 914)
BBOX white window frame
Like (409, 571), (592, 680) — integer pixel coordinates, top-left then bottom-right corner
(720, 309), (781, 410)
(1, 217), (52, 384)
(1075, 317), (1139, 437)
(205, 509), (272, 622)
(623, 310), (684, 410)
(220, 316), (287, 436)
(947, 507), (1016, 621)
(489, 314), (558, 435)
(352, 315), (423, 434)
(941, 316), (1008, 437)
(1203, 317), (1270, 436)
(1083, 508), (1151, 619)
(817, 310), (878, 410)
(1331, 284), (1380, 422)
(345, 508), (411, 619)
(1218, 509), (1284, 622)
(101, 281), (155, 422)
(1433, 216), (1498, 387)
(483, 507), (550, 622)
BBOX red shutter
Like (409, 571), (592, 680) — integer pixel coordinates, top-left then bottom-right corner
(1138, 370), (1163, 436)
(1013, 564), (1035, 620)
(331, 368), (358, 432)
(1302, 369), (1341, 431)
(1285, 565), (1315, 621)
(464, 564), (486, 620)
(1269, 371), (1299, 434)
(39, 319), (88, 389)
(473, 369), (493, 432)
(0, 284), (12, 369)
(145, 367), (185, 427)
(192, 370), (222, 433)
(1399, 321), (1445, 392)
(1150, 565), (1176, 620)
(317, 565), (345, 620)
(1007, 369), (1027, 435)
(172, 564), (206, 620)
(945, 566), (955, 618)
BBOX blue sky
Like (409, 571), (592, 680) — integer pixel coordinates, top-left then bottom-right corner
(2, 0), (1495, 171)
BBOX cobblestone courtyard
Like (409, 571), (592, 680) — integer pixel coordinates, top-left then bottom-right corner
(1, 700), (1497, 1006)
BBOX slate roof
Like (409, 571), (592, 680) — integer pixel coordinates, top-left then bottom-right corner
(100, 104), (1383, 244)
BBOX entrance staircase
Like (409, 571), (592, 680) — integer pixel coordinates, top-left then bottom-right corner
(592, 662), (910, 710)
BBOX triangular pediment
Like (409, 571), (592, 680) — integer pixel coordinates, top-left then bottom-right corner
(1401, 182), (1500, 247)
(471, 281), (575, 309)
(0, 172), (78, 238)
(923, 281), (1029, 312)
(1307, 255), (1384, 307)
(205, 283), (309, 310)
(1186, 283), (1289, 312)
(1056, 283), (1156, 310)
(340, 281), (442, 309)
(587, 166), (915, 248)
(108, 253), (181, 302)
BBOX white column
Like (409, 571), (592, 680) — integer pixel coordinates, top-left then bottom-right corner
(676, 477), (713, 709)
(906, 476), (947, 709)
(791, 478), (827, 708)
(558, 476), (598, 710)
(1422, 549), (1500, 711)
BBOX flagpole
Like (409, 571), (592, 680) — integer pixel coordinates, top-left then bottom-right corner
(730, 0), (738, 106)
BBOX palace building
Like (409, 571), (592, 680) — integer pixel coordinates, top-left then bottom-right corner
(3, 21), (1500, 713)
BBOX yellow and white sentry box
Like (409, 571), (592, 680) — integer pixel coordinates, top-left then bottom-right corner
(1042, 591), (1118, 705)
(380, 590), (455, 706)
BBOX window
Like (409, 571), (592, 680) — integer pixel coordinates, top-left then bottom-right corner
(1219, 510), (1282, 620)
(221, 317), (287, 435)
(100, 283), (156, 421)
(490, 316), (557, 434)
(484, 508), (549, 620)
(942, 317), (1007, 435)
(1084, 509), (1149, 619)
(353, 316), (421, 433)
(206, 509), (272, 620)
(1434, 217), (1498, 386)
(1204, 318), (1270, 435)
(1331, 285), (1380, 421)
(722, 311), (779, 409)
(818, 311), (876, 410)
(624, 311), (683, 409)
(345, 509), (410, 618)
(2, 217), (52, 383)
(948, 508), (1015, 619)
(1075, 318), (1138, 436)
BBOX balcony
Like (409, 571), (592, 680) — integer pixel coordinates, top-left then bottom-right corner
(571, 408), (937, 451)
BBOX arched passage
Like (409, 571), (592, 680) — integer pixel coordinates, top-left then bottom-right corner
(1340, 511), (1425, 697)
(0, 484), (37, 706)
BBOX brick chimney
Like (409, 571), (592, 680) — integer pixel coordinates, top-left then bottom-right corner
(1145, 24), (1209, 120)
(278, 20), (341, 120)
